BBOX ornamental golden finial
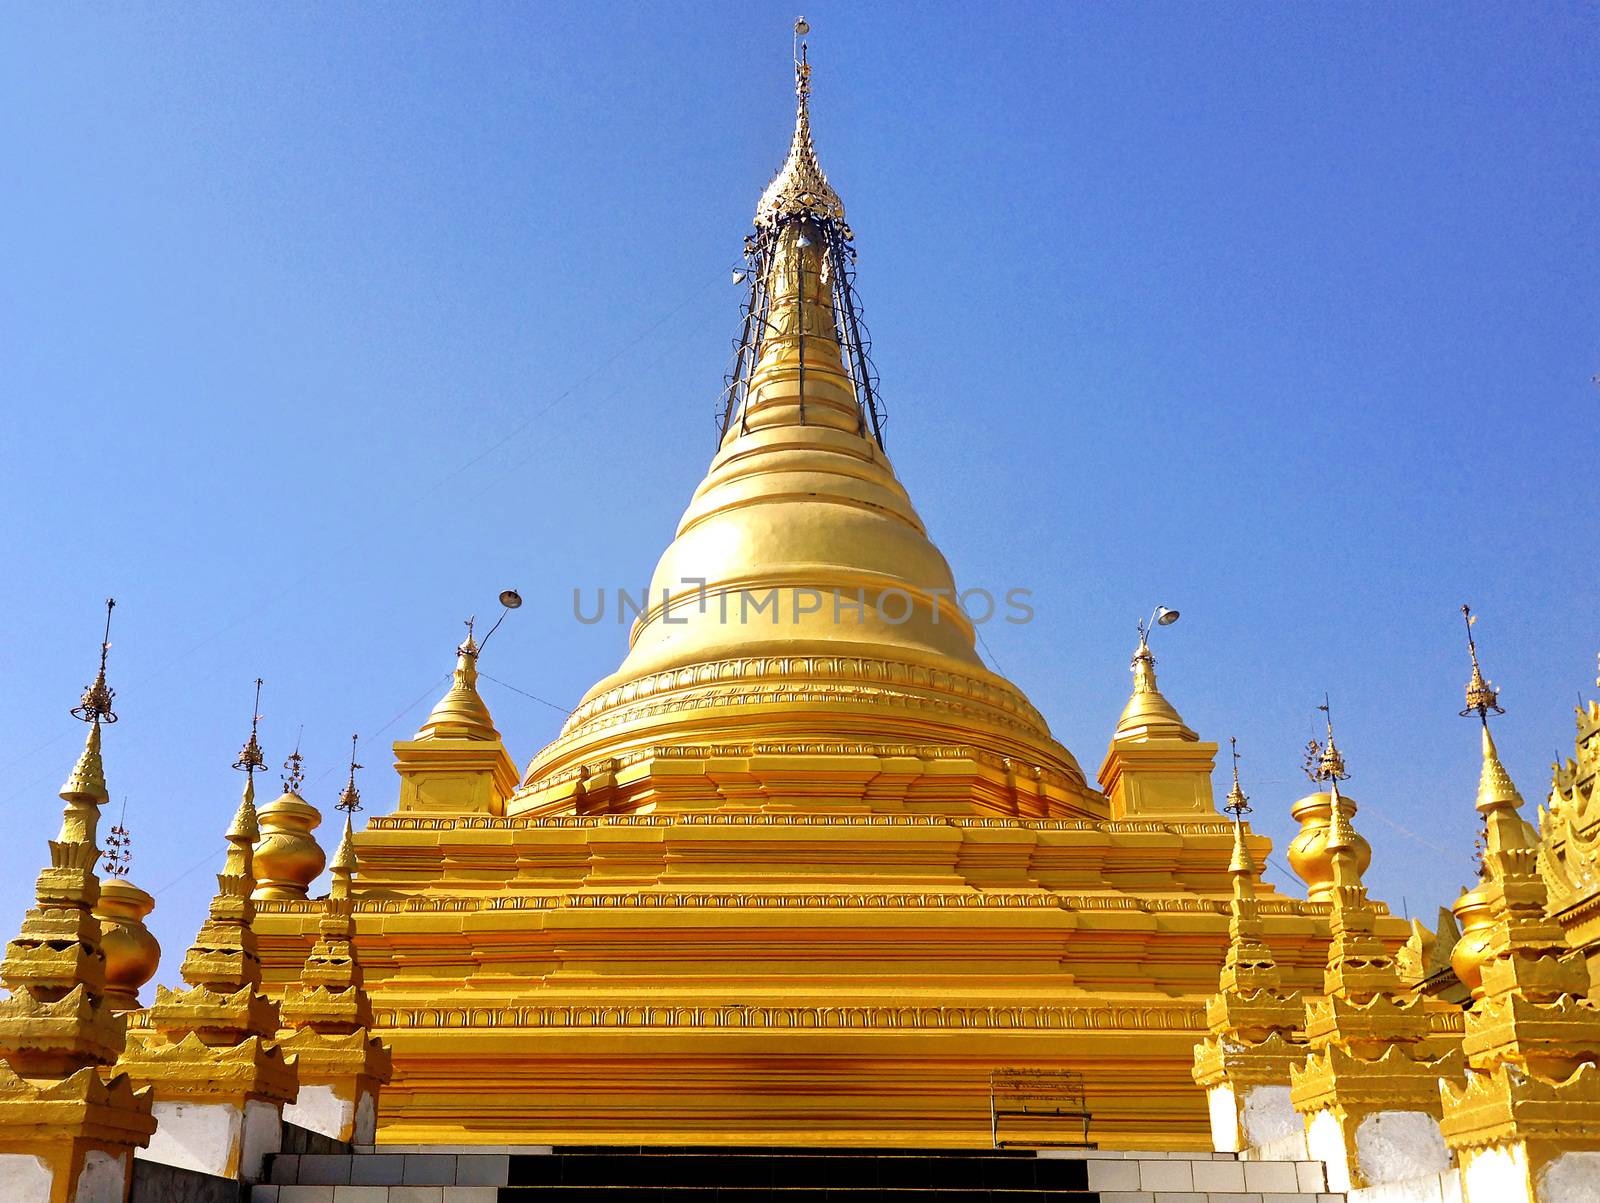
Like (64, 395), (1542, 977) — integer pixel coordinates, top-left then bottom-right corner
(1303, 694), (1348, 783)
(1224, 736), (1251, 820)
(71, 597), (118, 724)
(755, 15), (844, 229)
(282, 730), (306, 793)
(233, 677), (266, 778)
(337, 734), (363, 815)
(101, 795), (132, 878)
(1459, 604), (1503, 721)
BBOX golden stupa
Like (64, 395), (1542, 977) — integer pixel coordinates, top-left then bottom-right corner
(251, 39), (1374, 1149)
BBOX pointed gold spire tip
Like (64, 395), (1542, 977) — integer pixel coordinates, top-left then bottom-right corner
(1459, 604), (1504, 720)
(336, 734), (363, 814)
(71, 598), (118, 724)
(1476, 723), (1525, 815)
(756, 16), (844, 229)
(233, 678), (266, 776)
(1223, 736), (1251, 820)
(331, 813), (357, 875)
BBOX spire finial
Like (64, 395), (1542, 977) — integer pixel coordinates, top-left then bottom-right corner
(458, 616), (479, 659)
(794, 17), (811, 101)
(1459, 603), (1503, 723)
(233, 678), (266, 778)
(101, 795), (132, 878)
(1304, 694), (1349, 783)
(71, 597), (118, 724)
(336, 734), (363, 815)
(1224, 736), (1251, 820)
(755, 17), (844, 229)
(282, 727), (306, 793)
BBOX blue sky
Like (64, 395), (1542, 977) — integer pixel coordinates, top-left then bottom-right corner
(1, 3), (1596, 982)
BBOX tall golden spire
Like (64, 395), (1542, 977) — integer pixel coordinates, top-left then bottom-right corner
(0, 601), (153, 1203)
(118, 681), (297, 1179)
(1192, 738), (1303, 1153)
(0, 599), (128, 1076)
(175, 683), (272, 1006)
(1289, 698), (1462, 1194)
(279, 760), (392, 1144)
(1439, 607), (1600, 1197)
(517, 22), (1094, 816)
(1216, 740), (1285, 995)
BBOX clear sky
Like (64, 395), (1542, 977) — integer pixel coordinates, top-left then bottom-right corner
(1, 3), (1596, 986)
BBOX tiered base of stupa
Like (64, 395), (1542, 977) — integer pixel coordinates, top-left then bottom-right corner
(254, 809), (1378, 1148)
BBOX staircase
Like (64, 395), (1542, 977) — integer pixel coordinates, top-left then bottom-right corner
(251, 1145), (1344, 1202)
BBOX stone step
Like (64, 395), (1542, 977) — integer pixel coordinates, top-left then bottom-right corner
(252, 1147), (1344, 1202)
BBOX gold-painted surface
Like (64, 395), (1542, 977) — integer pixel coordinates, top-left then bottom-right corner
(1192, 820), (1305, 1140)
(1450, 880), (1496, 994)
(1539, 684), (1600, 984)
(393, 641), (520, 815)
(279, 817), (391, 1133)
(244, 51), (1412, 1150)
(754, 40), (845, 229)
(93, 878), (160, 1014)
(118, 774), (299, 1114)
(253, 788), (326, 901)
(0, 625), (154, 1200)
(1289, 781), (1462, 1187)
(1098, 643), (1218, 819)
(1398, 906), (1469, 1004)
(1286, 790), (1372, 903)
(1438, 626), (1600, 1177)
(416, 639), (500, 743)
(511, 56), (1094, 821)
(0, 724), (130, 1076)
(0, 1062), (155, 1203)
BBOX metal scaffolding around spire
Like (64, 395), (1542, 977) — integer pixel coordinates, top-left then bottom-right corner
(718, 18), (888, 451)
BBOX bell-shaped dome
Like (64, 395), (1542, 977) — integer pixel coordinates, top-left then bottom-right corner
(517, 56), (1092, 814)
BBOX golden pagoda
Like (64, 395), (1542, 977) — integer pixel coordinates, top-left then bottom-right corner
(250, 29), (1370, 1150)
(118, 685), (299, 1181)
(1538, 655), (1600, 989)
(1439, 610), (1600, 1203)
(276, 747), (391, 1144)
(1288, 712), (1462, 1192)
(1191, 741), (1305, 1154)
(0, 601), (155, 1203)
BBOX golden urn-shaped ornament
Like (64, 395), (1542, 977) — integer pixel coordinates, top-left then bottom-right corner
(1287, 789), (1372, 901)
(94, 876), (161, 1012)
(253, 747), (326, 900)
(1447, 876), (1496, 992)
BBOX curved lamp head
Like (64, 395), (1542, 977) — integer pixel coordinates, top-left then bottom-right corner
(499, 590), (524, 610)
(1155, 606), (1180, 627)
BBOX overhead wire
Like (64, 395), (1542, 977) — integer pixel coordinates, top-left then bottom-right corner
(0, 269), (731, 810)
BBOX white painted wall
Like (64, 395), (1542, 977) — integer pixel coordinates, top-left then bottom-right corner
(1309, 1108), (1355, 1193)
(0, 1153), (52, 1203)
(239, 1099), (282, 1181)
(1355, 1110), (1450, 1186)
(353, 1090), (376, 1145)
(1464, 1143), (1531, 1202)
(1539, 1150), (1600, 1203)
(1206, 1083), (1241, 1152)
(285, 1084), (351, 1142)
(73, 1151), (127, 1203)
(136, 1100), (241, 1178)
(1242, 1084), (1298, 1148)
